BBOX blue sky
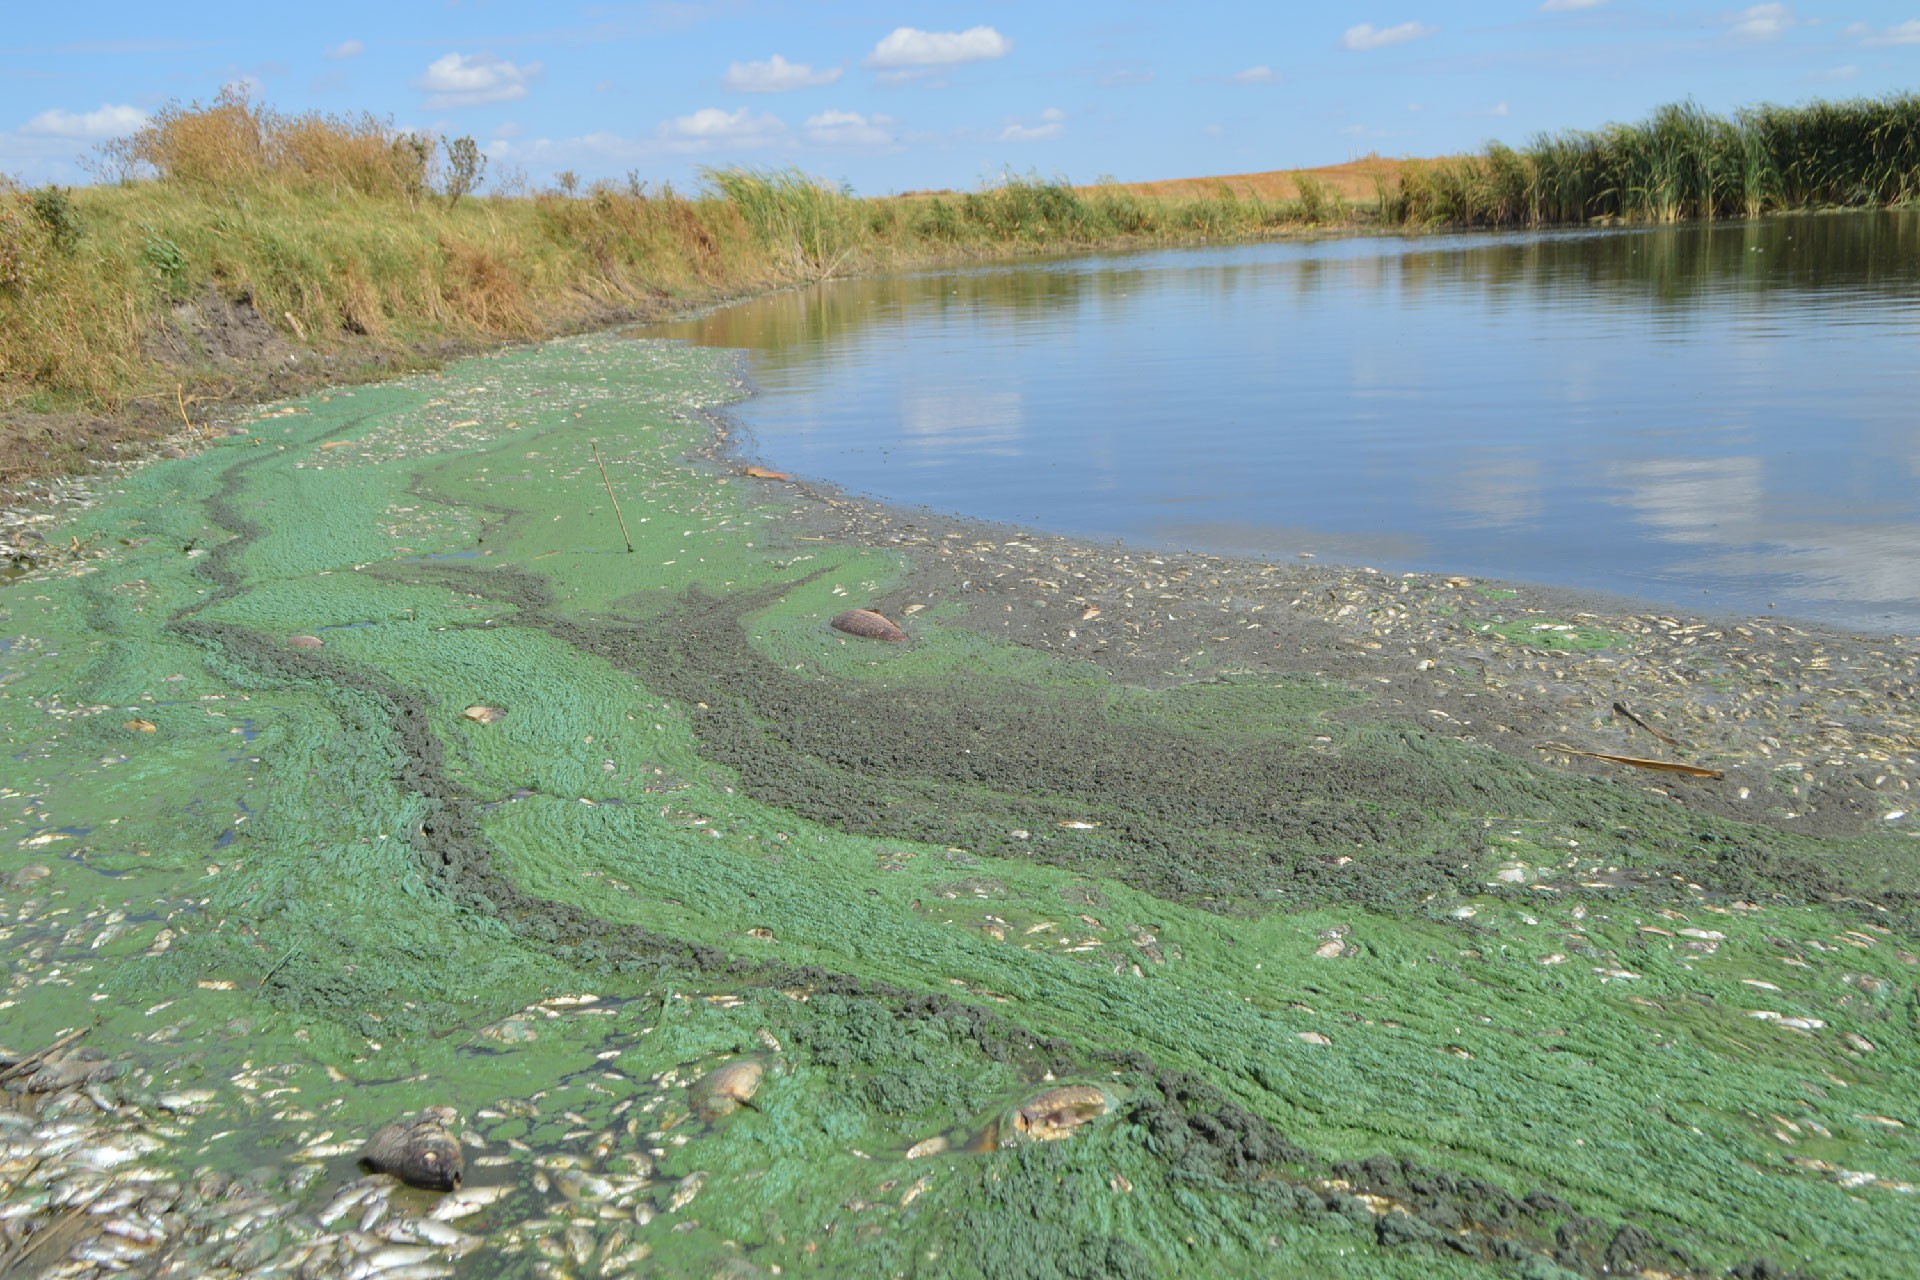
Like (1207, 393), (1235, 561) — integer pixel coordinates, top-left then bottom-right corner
(4, 2), (1919, 194)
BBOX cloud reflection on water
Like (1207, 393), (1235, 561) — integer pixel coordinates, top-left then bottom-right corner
(653, 210), (1920, 633)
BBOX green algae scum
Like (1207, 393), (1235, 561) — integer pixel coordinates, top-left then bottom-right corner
(4, 333), (1919, 1279)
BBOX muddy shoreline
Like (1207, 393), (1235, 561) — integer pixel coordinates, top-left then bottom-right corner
(690, 408), (1918, 850)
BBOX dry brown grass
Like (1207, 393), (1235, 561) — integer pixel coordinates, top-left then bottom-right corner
(441, 237), (537, 336)
(96, 85), (429, 201)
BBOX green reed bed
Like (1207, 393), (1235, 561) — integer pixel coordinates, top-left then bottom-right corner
(1387, 94), (1920, 227)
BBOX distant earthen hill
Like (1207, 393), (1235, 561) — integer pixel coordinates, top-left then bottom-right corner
(897, 157), (1410, 203)
(1091, 156), (1409, 202)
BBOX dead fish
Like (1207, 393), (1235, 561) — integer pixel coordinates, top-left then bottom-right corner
(23, 1048), (118, 1093)
(1002, 1085), (1112, 1145)
(318, 1177), (392, 1227)
(361, 1107), (463, 1191)
(667, 1171), (705, 1213)
(344, 1245), (441, 1280)
(461, 705), (506, 724)
(428, 1183), (513, 1222)
(688, 1060), (763, 1119)
(393, 1217), (479, 1256)
(742, 466), (789, 481)
(830, 609), (908, 642)
(288, 635), (325, 650)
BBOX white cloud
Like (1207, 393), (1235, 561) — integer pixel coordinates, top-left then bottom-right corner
(725, 54), (842, 93)
(420, 52), (541, 108)
(1857, 19), (1920, 45)
(1341, 22), (1437, 51)
(865, 26), (1011, 69)
(326, 39), (364, 59)
(999, 107), (1064, 142)
(1490, 101), (1510, 116)
(1230, 65), (1280, 84)
(19, 103), (148, 138)
(804, 109), (894, 147)
(1539, 0), (1605, 10)
(655, 106), (786, 152)
(1729, 4), (1794, 41)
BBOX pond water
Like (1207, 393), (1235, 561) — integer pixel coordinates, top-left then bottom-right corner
(654, 211), (1920, 633)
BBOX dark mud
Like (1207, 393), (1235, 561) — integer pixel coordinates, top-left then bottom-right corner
(476, 558), (1913, 925)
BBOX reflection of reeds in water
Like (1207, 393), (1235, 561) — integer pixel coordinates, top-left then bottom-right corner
(1386, 94), (1920, 227)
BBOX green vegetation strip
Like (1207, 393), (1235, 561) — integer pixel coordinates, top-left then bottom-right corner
(2, 335), (1917, 1278)
(1386, 94), (1920, 227)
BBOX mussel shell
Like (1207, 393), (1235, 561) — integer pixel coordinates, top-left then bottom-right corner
(688, 1059), (764, 1119)
(829, 609), (908, 642)
(361, 1109), (465, 1191)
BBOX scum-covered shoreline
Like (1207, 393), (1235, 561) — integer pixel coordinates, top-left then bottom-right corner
(690, 404), (1919, 850)
(1, 321), (1917, 1279)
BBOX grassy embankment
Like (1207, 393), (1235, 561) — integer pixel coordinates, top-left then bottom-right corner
(4, 90), (1918, 484)
(0, 90), (1350, 482)
(1385, 93), (1920, 226)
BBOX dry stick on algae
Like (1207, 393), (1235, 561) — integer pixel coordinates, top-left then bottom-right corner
(591, 439), (634, 553)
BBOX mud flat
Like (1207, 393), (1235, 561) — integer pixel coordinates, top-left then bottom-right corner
(1, 332), (1916, 1279)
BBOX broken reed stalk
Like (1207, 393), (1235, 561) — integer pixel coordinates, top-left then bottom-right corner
(260, 946), (301, 987)
(1612, 700), (1680, 746)
(1538, 742), (1723, 779)
(0, 1024), (92, 1085)
(591, 440), (634, 553)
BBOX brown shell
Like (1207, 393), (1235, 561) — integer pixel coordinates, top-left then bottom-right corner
(361, 1106), (464, 1191)
(830, 609), (908, 643)
(688, 1059), (764, 1118)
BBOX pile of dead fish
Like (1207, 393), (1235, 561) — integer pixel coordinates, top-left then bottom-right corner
(0, 1038), (480, 1279)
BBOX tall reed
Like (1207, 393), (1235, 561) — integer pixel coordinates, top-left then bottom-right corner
(1387, 93), (1920, 227)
